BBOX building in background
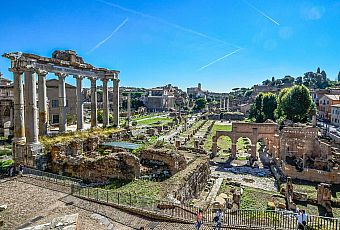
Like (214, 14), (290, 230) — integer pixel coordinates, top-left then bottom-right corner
(47, 79), (77, 125)
(318, 94), (340, 121)
(187, 83), (207, 99)
(0, 73), (13, 137)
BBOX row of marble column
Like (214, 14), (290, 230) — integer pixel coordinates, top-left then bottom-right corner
(11, 67), (120, 147)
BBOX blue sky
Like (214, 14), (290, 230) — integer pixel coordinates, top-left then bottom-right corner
(0, 0), (339, 92)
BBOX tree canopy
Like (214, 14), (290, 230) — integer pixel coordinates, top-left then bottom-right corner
(250, 85), (316, 124)
(194, 98), (207, 111)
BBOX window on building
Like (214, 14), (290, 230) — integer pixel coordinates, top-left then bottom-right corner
(52, 114), (59, 124)
(52, 100), (59, 108)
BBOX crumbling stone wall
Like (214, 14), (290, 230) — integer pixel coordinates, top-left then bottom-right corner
(48, 136), (140, 182)
(51, 151), (140, 182)
(162, 157), (210, 203)
(140, 148), (187, 175)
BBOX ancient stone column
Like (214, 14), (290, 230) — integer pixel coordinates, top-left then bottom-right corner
(112, 78), (120, 127)
(56, 73), (67, 133)
(24, 67), (39, 145)
(75, 75), (84, 130)
(37, 70), (48, 135)
(231, 143), (237, 158)
(90, 77), (98, 128)
(251, 144), (257, 160)
(102, 78), (109, 127)
(127, 92), (131, 127)
(10, 68), (25, 143)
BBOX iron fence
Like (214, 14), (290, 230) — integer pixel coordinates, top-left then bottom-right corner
(22, 167), (82, 186)
(21, 169), (340, 230)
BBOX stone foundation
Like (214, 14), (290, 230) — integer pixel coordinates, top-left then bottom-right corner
(162, 157), (210, 203)
(282, 163), (340, 184)
(140, 148), (187, 175)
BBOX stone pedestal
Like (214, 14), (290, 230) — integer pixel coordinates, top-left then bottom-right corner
(231, 143), (237, 158)
(212, 142), (217, 157)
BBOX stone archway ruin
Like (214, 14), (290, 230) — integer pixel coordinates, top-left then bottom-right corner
(212, 122), (280, 160)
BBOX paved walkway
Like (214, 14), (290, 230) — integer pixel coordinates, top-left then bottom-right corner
(0, 177), (228, 230)
(206, 178), (223, 204)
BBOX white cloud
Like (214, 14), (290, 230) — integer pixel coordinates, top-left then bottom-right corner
(302, 6), (325, 20)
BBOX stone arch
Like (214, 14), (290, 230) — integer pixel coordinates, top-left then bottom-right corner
(235, 136), (252, 154)
(213, 133), (233, 156)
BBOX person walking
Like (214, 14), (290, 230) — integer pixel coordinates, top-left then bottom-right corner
(297, 209), (308, 230)
(213, 208), (223, 230)
(19, 164), (23, 176)
(195, 208), (203, 230)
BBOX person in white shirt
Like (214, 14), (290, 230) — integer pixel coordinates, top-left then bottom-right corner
(214, 209), (224, 230)
(297, 209), (308, 229)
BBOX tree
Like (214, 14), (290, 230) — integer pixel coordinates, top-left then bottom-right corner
(280, 85), (314, 122)
(262, 93), (277, 120)
(194, 98), (207, 111)
(249, 93), (277, 122)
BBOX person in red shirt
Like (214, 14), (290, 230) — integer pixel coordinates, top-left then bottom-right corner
(196, 208), (203, 229)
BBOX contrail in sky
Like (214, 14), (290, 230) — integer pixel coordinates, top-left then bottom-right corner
(242, 0), (280, 26)
(96, 0), (242, 49)
(197, 48), (242, 71)
(88, 17), (129, 54)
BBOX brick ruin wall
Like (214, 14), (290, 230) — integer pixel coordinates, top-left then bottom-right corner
(161, 156), (210, 203)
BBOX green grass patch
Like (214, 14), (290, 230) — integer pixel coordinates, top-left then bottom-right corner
(204, 123), (232, 153)
(40, 127), (122, 151)
(240, 187), (285, 210)
(137, 117), (172, 126)
(0, 159), (14, 169)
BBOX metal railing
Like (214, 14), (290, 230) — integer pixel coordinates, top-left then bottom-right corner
(20, 169), (340, 229)
(22, 167), (82, 186)
(71, 185), (340, 229)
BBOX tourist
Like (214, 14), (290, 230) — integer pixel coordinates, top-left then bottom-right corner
(195, 208), (203, 229)
(19, 164), (23, 176)
(8, 165), (14, 177)
(213, 208), (223, 230)
(296, 209), (308, 229)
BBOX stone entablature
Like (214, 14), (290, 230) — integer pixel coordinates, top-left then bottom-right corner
(2, 50), (121, 167)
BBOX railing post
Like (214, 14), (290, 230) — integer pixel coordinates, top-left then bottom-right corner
(129, 193), (132, 205)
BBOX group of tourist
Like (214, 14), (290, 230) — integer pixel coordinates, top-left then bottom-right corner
(195, 208), (308, 230)
(7, 164), (23, 177)
(195, 208), (223, 230)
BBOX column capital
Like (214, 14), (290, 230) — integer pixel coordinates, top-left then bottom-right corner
(88, 76), (97, 82)
(102, 77), (109, 83)
(112, 78), (120, 83)
(55, 72), (68, 79)
(9, 67), (24, 74)
(73, 75), (84, 80)
(36, 69), (48, 76)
